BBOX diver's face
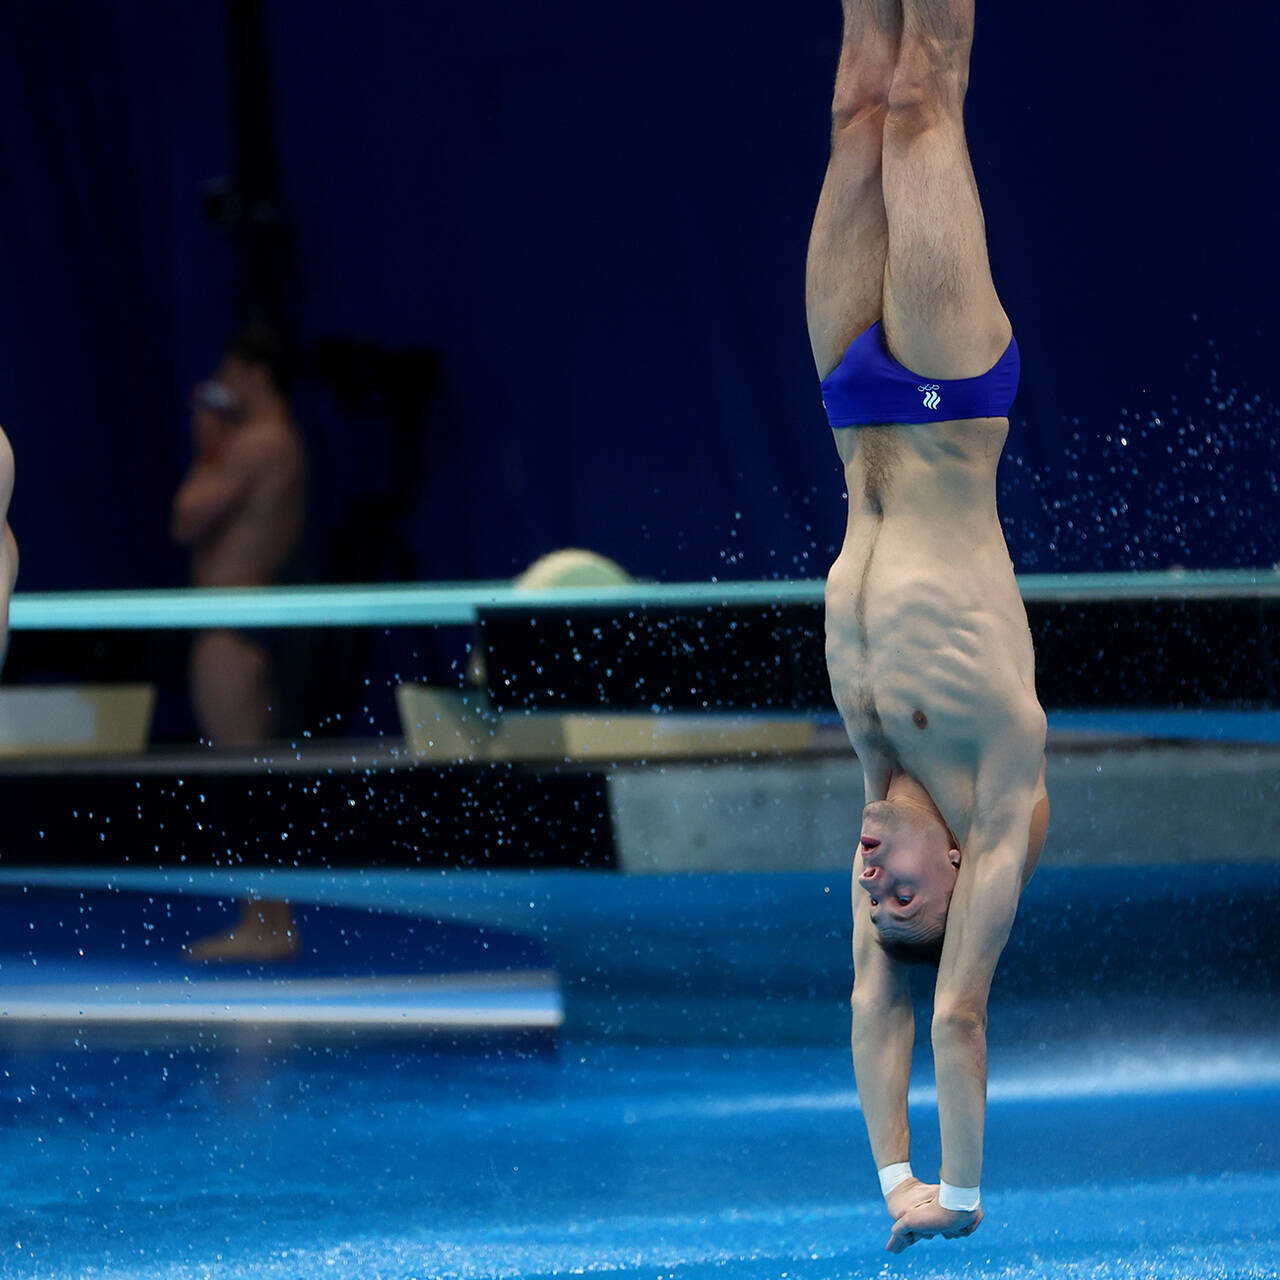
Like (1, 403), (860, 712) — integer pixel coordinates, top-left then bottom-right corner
(856, 799), (960, 939)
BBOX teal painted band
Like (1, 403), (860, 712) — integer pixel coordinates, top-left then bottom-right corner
(8, 570), (1279, 631)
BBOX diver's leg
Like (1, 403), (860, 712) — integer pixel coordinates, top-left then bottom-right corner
(805, 0), (902, 378)
(880, 0), (1010, 378)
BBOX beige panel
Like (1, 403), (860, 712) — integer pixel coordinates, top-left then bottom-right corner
(395, 685), (499, 761)
(396, 684), (814, 763)
(0, 685), (156, 757)
(540, 712), (813, 761)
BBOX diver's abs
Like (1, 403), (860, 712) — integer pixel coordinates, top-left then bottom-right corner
(825, 512), (1033, 755)
(824, 420), (1033, 744)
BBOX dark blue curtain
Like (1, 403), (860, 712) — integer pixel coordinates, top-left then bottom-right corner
(0, 1), (232, 590)
(2, 0), (1278, 600)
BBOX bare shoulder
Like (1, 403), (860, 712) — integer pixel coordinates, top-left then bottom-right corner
(961, 702), (1047, 869)
(978, 700), (1046, 795)
(900, 695), (1044, 877)
(0, 426), (13, 511)
(226, 418), (304, 472)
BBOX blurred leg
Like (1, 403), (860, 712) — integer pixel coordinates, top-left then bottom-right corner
(187, 628), (297, 962)
(190, 628), (278, 746)
(185, 898), (301, 964)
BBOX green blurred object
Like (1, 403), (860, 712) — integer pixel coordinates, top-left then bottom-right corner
(10, 569), (1280, 631)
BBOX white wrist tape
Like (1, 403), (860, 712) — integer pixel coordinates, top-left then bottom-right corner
(938, 1180), (981, 1212)
(877, 1162), (914, 1197)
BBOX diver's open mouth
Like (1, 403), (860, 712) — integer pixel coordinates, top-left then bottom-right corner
(860, 836), (880, 852)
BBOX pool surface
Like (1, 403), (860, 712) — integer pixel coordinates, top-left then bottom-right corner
(1, 1034), (1278, 1279)
(0, 859), (1275, 1279)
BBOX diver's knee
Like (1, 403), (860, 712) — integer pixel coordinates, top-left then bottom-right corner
(886, 38), (968, 133)
(830, 50), (893, 138)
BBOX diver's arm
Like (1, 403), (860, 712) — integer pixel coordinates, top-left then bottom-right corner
(930, 833), (1024, 1185)
(884, 815), (1026, 1254)
(931, 716), (1045, 1187)
(1021, 757), (1051, 885)
(170, 432), (272, 546)
(850, 859), (922, 1197)
(887, 710), (1045, 1253)
(170, 461), (250, 546)
(851, 932), (913, 1170)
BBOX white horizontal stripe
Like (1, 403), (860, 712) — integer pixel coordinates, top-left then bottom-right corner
(629, 1049), (1280, 1121)
(2, 970), (560, 1003)
(0, 997), (563, 1029)
(0, 969), (564, 1028)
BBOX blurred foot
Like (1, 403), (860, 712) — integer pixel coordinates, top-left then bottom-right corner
(184, 898), (301, 963)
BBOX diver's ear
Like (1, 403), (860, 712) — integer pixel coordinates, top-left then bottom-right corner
(948, 847), (961, 870)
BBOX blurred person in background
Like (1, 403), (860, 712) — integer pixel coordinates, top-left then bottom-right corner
(170, 325), (306, 962)
(0, 426), (18, 667)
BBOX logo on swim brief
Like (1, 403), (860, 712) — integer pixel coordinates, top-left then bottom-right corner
(918, 384), (941, 411)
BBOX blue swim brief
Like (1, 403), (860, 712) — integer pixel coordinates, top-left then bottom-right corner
(820, 321), (1020, 428)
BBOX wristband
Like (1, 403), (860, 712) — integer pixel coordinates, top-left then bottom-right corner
(938, 1180), (981, 1212)
(877, 1162), (914, 1197)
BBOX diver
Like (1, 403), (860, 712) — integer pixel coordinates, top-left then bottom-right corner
(806, 0), (1051, 1252)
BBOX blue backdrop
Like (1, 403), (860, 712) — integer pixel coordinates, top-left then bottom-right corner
(3, 1), (1278, 599)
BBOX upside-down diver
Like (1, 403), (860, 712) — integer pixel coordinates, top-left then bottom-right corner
(806, 0), (1050, 1252)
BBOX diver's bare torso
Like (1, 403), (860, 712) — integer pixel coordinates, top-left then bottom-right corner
(825, 414), (1047, 876)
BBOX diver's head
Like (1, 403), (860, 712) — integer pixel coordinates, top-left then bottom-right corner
(857, 797), (960, 966)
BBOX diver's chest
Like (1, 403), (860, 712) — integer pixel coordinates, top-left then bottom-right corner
(867, 676), (981, 764)
(843, 620), (1009, 767)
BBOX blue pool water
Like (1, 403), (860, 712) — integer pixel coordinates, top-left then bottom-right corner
(0, 862), (1276, 1279)
(1, 1036), (1278, 1279)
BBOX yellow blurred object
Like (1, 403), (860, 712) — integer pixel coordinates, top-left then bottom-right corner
(396, 685), (813, 762)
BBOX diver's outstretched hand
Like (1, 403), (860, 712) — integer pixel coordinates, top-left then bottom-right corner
(886, 1194), (982, 1253)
